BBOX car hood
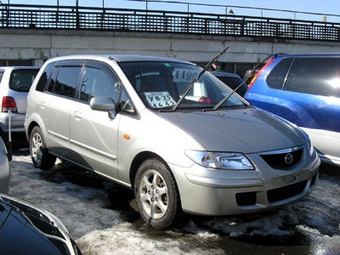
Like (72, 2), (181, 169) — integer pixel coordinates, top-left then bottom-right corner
(159, 107), (307, 153)
(0, 195), (81, 255)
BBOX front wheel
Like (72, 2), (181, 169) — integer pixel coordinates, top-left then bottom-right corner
(29, 126), (56, 170)
(134, 158), (180, 229)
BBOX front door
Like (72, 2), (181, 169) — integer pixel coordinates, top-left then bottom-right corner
(70, 61), (120, 179)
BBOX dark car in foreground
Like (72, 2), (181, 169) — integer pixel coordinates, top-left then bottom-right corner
(244, 53), (340, 167)
(0, 194), (82, 255)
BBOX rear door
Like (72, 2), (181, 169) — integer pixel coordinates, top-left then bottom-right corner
(40, 60), (83, 157)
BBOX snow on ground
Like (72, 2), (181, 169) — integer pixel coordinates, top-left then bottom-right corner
(8, 152), (340, 255)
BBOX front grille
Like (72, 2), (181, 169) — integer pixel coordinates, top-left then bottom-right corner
(260, 148), (303, 170)
(267, 180), (307, 203)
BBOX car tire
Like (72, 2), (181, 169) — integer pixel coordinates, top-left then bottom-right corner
(29, 126), (56, 170)
(134, 158), (180, 229)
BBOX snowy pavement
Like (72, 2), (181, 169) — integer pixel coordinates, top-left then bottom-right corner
(8, 150), (340, 255)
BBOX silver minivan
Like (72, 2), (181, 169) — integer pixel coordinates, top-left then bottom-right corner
(25, 55), (320, 229)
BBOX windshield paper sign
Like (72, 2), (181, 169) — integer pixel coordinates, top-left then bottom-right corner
(173, 69), (198, 82)
(144, 91), (176, 108)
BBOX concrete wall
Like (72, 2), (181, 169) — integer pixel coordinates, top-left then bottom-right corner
(1, 28), (340, 66)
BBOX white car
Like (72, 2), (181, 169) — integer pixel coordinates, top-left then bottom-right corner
(0, 66), (39, 141)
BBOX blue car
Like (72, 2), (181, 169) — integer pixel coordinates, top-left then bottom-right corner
(244, 53), (340, 167)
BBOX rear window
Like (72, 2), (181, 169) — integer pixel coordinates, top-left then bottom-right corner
(9, 69), (39, 92)
(284, 57), (340, 98)
(266, 58), (294, 89)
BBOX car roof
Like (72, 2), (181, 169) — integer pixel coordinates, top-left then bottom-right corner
(46, 54), (192, 64)
(210, 71), (242, 78)
(0, 66), (40, 70)
(271, 53), (340, 58)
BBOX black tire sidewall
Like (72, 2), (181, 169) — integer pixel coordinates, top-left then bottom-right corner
(29, 126), (56, 170)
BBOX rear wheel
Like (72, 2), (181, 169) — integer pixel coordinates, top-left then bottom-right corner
(29, 126), (56, 170)
(134, 158), (180, 229)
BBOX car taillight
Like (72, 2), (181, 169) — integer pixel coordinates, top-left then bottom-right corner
(198, 97), (212, 103)
(2, 96), (18, 113)
(248, 57), (275, 90)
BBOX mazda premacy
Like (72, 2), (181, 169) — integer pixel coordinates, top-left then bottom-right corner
(25, 54), (320, 229)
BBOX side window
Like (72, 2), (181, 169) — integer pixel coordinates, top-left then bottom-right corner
(36, 62), (55, 92)
(284, 58), (340, 98)
(266, 58), (293, 89)
(46, 66), (81, 98)
(80, 65), (119, 102)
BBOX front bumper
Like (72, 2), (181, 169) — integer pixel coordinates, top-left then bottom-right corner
(171, 151), (320, 216)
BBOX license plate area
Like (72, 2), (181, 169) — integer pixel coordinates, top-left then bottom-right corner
(283, 175), (297, 184)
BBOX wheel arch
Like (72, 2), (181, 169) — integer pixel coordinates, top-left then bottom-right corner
(129, 151), (171, 189)
(26, 120), (40, 140)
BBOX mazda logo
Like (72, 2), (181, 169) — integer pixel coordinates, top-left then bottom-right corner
(285, 153), (294, 165)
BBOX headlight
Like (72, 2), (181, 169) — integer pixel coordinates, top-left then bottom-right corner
(185, 150), (254, 170)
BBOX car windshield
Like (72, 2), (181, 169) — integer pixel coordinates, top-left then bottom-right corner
(119, 61), (246, 110)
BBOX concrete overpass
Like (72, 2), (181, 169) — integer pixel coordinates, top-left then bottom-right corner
(1, 4), (340, 76)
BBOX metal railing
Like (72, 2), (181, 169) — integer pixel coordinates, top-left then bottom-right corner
(1, 4), (339, 41)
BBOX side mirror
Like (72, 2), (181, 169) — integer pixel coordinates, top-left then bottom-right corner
(90, 96), (117, 119)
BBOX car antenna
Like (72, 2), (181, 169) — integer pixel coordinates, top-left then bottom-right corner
(166, 45), (231, 112)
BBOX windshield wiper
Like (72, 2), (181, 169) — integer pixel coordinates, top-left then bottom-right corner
(163, 45), (231, 112)
(202, 79), (249, 112)
(203, 54), (272, 112)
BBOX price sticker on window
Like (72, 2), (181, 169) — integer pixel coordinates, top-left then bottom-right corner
(144, 91), (176, 108)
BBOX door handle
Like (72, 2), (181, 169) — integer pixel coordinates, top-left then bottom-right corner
(74, 111), (83, 121)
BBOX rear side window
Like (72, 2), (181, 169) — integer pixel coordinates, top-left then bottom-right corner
(284, 57), (340, 98)
(266, 58), (294, 89)
(36, 62), (55, 92)
(47, 66), (81, 98)
(0, 71), (4, 83)
(9, 69), (39, 92)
